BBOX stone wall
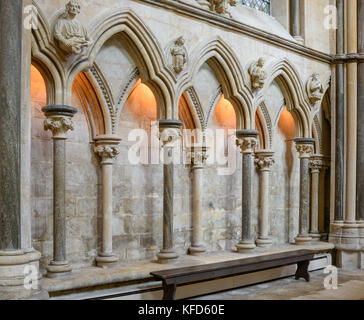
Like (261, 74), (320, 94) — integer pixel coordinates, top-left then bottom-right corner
(29, 0), (332, 270)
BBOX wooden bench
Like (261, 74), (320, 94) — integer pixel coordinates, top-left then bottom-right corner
(150, 249), (315, 300)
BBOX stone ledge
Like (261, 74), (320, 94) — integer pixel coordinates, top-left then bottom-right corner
(42, 242), (334, 294)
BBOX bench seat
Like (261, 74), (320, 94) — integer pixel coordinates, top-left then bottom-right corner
(150, 249), (315, 300)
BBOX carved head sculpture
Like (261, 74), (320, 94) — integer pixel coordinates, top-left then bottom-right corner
(66, 0), (81, 16)
(257, 57), (265, 67)
(311, 73), (318, 81)
(175, 36), (185, 47)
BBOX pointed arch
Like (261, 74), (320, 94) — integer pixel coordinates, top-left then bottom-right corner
(31, 1), (64, 104)
(178, 38), (253, 130)
(258, 58), (311, 138)
(73, 72), (107, 140)
(65, 9), (175, 119)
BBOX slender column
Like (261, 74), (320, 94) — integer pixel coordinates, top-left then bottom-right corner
(294, 138), (314, 245)
(290, 0), (303, 44)
(42, 105), (77, 278)
(157, 120), (182, 264)
(357, 0), (364, 223)
(345, 0), (358, 224)
(255, 151), (275, 247)
(309, 155), (323, 241)
(236, 130), (259, 252)
(189, 146), (209, 256)
(335, 0), (345, 223)
(94, 135), (121, 268)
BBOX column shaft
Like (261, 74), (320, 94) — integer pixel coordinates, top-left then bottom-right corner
(357, 0), (364, 222)
(258, 170), (270, 242)
(0, 0), (23, 251)
(192, 167), (203, 247)
(163, 156), (174, 251)
(53, 139), (67, 262)
(242, 153), (252, 242)
(335, 0), (345, 222)
(102, 164), (113, 255)
(299, 157), (310, 237)
(290, 0), (300, 37)
(310, 170), (320, 238)
(345, 0), (357, 223)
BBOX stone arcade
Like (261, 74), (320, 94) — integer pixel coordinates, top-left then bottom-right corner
(0, 0), (363, 300)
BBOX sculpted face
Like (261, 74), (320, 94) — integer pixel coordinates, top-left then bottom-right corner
(258, 58), (265, 67)
(66, 1), (81, 16)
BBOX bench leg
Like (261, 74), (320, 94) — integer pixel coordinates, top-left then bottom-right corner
(295, 260), (310, 282)
(162, 282), (176, 300)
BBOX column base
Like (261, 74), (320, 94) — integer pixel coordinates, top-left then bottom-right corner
(0, 250), (37, 300)
(336, 246), (364, 270)
(309, 233), (321, 241)
(96, 254), (119, 268)
(294, 235), (312, 245)
(236, 241), (256, 252)
(157, 249), (179, 264)
(256, 238), (273, 247)
(46, 260), (72, 278)
(341, 223), (360, 246)
(25, 289), (49, 300)
(188, 245), (207, 256)
(360, 224), (364, 246)
(294, 36), (304, 45)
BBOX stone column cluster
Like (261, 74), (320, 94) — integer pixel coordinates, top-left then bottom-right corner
(157, 120), (182, 264)
(94, 135), (121, 268)
(189, 146), (209, 256)
(42, 105), (77, 278)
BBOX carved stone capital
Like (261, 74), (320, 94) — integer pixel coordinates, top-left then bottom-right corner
(42, 105), (77, 139)
(294, 138), (315, 158)
(94, 145), (119, 164)
(236, 130), (259, 154)
(44, 117), (74, 139)
(309, 155), (324, 173)
(159, 120), (183, 148)
(255, 151), (275, 172)
(94, 135), (121, 165)
(189, 146), (209, 168)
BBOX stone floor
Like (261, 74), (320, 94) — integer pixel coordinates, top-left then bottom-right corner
(193, 269), (364, 300)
